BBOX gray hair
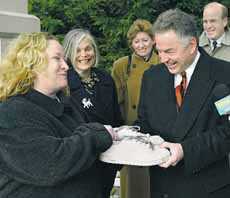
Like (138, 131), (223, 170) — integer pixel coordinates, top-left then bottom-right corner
(63, 29), (99, 68)
(153, 9), (198, 46)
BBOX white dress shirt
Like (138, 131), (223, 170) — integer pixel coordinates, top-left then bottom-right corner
(174, 51), (201, 89)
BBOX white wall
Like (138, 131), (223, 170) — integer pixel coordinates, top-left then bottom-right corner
(0, 0), (40, 59)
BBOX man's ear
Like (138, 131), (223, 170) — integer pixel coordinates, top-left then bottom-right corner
(189, 37), (198, 54)
(152, 36), (156, 45)
(223, 17), (228, 28)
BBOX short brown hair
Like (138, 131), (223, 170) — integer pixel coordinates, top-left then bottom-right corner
(127, 19), (154, 48)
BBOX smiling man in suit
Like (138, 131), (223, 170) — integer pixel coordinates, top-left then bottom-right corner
(137, 9), (230, 198)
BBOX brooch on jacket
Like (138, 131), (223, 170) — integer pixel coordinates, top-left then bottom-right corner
(82, 98), (93, 109)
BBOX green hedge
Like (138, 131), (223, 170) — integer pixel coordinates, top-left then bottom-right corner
(29, 0), (229, 72)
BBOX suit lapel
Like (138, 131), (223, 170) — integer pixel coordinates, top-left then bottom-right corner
(167, 73), (178, 117)
(172, 52), (215, 140)
(155, 67), (178, 132)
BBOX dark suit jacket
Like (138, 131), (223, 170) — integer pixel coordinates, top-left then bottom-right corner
(137, 49), (230, 198)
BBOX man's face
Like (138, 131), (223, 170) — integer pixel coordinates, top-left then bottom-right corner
(203, 5), (227, 40)
(155, 30), (197, 74)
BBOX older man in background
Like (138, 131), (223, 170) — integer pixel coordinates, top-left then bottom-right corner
(199, 2), (230, 62)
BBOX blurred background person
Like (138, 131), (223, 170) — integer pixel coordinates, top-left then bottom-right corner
(112, 19), (159, 198)
(0, 32), (118, 198)
(63, 29), (123, 198)
(199, 2), (230, 62)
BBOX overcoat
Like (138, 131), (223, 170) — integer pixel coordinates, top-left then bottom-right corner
(199, 28), (230, 62)
(137, 48), (230, 198)
(0, 90), (112, 198)
(68, 67), (123, 198)
(112, 52), (159, 125)
(68, 67), (122, 127)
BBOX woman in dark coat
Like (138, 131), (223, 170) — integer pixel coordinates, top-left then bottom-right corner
(0, 32), (117, 198)
(63, 29), (123, 198)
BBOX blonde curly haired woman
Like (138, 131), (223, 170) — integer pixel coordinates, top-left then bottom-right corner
(0, 32), (118, 198)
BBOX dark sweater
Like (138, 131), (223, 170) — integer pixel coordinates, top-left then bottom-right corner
(0, 89), (112, 198)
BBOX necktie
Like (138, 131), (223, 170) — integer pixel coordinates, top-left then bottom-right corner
(175, 71), (187, 109)
(212, 40), (217, 51)
(54, 95), (61, 103)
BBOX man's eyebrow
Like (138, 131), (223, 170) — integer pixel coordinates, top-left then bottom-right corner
(156, 48), (174, 53)
(164, 48), (174, 53)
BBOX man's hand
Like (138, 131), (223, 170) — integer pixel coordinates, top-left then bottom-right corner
(158, 142), (184, 168)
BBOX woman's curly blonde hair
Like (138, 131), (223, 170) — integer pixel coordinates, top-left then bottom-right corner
(0, 32), (57, 101)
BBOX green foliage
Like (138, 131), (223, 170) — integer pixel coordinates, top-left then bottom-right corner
(28, 0), (229, 72)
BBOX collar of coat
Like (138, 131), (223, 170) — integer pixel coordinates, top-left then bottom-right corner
(24, 89), (73, 117)
(199, 28), (230, 47)
(67, 66), (112, 92)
